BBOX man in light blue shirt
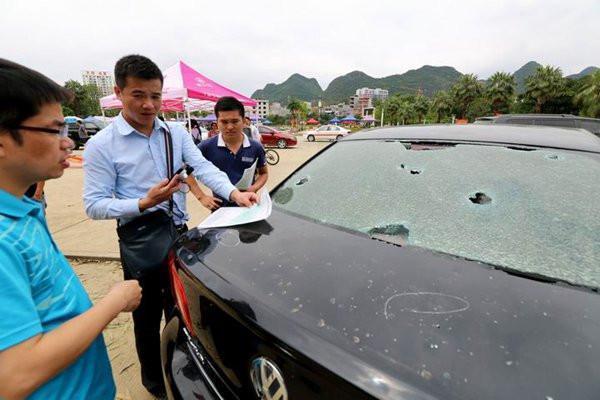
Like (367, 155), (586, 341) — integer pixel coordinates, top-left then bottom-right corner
(0, 59), (142, 399)
(82, 55), (257, 398)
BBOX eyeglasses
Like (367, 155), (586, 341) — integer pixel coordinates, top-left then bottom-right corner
(16, 125), (69, 138)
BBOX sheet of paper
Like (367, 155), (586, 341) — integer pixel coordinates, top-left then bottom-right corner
(235, 160), (258, 190)
(197, 190), (272, 230)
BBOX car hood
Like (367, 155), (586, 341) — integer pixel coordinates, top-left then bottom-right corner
(177, 208), (600, 400)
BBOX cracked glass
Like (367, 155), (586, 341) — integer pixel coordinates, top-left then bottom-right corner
(273, 140), (600, 288)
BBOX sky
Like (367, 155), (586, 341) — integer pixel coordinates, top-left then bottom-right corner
(1, 0), (598, 96)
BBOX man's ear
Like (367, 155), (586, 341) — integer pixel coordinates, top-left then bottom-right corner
(114, 85), (122, 100)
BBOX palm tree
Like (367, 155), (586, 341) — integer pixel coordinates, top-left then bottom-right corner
(575, 70), (600, 117)
(451, 74), (483, 119)
(525, 66), (564, 113)
(397, 101), (416, 125)
(486, 72), (516, 114)
(430, 90), (453, 123)
(287, 99), (305, 131)
(413, 94), (430, 124)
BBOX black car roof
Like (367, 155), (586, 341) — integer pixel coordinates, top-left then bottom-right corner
(346, 124), (600, 153)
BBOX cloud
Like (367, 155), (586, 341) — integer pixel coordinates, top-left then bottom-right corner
(1, 0), (598, 95)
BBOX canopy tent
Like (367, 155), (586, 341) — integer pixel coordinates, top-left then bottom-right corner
(99, 61), (256, 129)
(329, 117), (341, 124)
(200, 114), (217, 122)
(341, 115), (357, 124)
(306, 118), (319, 125)
(362, 115), (375, 122)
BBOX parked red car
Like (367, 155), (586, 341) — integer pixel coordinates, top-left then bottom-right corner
(258, 125), (298, 148)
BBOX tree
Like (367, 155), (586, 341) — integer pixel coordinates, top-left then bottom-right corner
(287, 99), (308, 131)
(451, 74), (483, 119)
(430, 90), (453, 123)
(524, 65), (565, 113)
(63, 80), (102, 117)
(575, 70), (600, 117)
(413, 94), (430, 123)
(486, 72), (516, 114)
(465, 97), (492, 121)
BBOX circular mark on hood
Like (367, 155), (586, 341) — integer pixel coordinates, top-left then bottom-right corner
(384, 292), (470, 319)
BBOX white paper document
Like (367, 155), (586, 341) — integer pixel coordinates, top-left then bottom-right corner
(197, 190), (272, 230)
(235, 160), (257, 190)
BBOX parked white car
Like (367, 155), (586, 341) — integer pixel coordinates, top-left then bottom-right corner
(303, 125), (350, 142)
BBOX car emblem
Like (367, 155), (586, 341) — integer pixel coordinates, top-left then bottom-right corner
(250, 357), (288, 400)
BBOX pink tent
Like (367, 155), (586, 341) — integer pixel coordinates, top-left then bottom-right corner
(100, 60), (256, 110)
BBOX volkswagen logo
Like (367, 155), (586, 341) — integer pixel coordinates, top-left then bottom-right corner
(250, 357), (288, 400)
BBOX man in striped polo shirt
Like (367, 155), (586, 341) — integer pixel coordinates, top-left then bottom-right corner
(0, 59), (142, 399)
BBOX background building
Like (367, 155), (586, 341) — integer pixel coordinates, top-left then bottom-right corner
(82, 70), (115, 97)
(250, 99), (270, 118)
(350, 87), (389, 116)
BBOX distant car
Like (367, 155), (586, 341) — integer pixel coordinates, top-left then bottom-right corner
(66, 121), (89, 150)
(83, 119), (107, 136)
(304, 125), (350, 142)
(474, 114), (600, 138)
(258, 125), (298, 148)
(162, 124), (600, 400)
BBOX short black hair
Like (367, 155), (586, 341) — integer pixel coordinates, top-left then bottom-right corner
(0, 58), (72, 145)
(214, 96), (245, 118)
(114, 55), (163, 88)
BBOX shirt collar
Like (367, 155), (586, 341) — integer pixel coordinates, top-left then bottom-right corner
(0, 189), (41, 219)
(115, 113), (166, 136)
(217, 133), (251, 148)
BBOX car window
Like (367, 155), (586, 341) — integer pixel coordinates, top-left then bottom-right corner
(535, 119), (576, 128)
(318, 126), (329, 132)
(273, 141), (600, 288)
(258, 126), (270, 134)
(578, 120), (600, 134)
(505, 118), (535, 125)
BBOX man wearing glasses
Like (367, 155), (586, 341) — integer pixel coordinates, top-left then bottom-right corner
(83, 54), (258, 398)
(0, 59), (142, 399)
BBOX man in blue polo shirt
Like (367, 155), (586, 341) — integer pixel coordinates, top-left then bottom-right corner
(0, 59), (142, 399)
(198, 96), (269, 208)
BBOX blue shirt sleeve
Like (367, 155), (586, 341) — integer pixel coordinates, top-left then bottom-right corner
(0, 242), (42, 351)
(83, 136), (141, 220)
(179, 127), (236, 200)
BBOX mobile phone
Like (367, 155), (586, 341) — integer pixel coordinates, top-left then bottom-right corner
(174, 165), (194, 180)
(174, 167), (188, 180)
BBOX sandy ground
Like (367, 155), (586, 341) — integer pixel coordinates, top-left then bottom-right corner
(47, 140), (329, 399)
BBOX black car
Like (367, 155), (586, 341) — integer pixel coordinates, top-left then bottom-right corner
(162, 124), (600, 400)
(474, 113), (600, 138)
(66, 121), (89, 150)
(83, 119), (107, 136)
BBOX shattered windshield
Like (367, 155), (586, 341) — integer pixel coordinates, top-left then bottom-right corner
(272, 140), (600, 288)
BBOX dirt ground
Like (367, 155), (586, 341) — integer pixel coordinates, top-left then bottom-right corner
(49, 140), (329, 399)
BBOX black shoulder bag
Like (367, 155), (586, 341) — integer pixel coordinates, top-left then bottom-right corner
(116, 125), (178, 279)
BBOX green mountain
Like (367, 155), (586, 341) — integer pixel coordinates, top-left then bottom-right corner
(513, 61), (542, 93)
(322, 66), (462, 103)
(567, 66), (599, 79)
(251, 73), (323, 105)
(252, 62), (598, 105)
(321, 71), (380, 103)
(253, 66), (462, 105)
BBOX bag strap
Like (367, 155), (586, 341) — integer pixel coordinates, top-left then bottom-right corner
(162, 123), (174, 216)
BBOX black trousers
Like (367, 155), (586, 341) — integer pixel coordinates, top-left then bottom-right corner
(120, 223), (188, 395)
